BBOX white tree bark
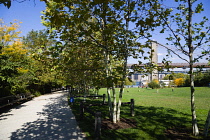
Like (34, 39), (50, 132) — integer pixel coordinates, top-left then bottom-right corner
(116, 0), (130, 122)
(188, 0), (199, 136)
(112, 84), (117, 123)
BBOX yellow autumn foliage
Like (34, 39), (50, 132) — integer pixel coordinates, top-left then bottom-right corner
(153, 79), (159, 84)
(1, 41), (27, 56)
(0, 19), (28, 62)
(17, 67), (29, 73)
(3, 34), (11, 42)
(7, 26), (16, 32)
(0, 19), (22, 46)
(174, 78), (185, 86)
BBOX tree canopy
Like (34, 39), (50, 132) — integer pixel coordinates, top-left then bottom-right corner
(0, 19), (30, 96)
(41, 0), (170, 123)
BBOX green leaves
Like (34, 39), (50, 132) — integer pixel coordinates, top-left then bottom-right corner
(160, 28), (165, 33)
(195, 3), (204, 13)
(0, 0), (11, 9)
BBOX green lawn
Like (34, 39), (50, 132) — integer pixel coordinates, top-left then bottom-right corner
(71, 87), (210, 139)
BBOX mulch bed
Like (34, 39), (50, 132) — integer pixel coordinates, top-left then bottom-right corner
(101, 118), (137, 130)
(101, 118), (210, 139)
(165, 127), (210, 140)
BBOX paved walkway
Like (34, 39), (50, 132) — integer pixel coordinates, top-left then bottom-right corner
(0, 91), (86, 140)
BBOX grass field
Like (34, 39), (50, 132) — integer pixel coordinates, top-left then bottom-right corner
(71, 87), (210, 139)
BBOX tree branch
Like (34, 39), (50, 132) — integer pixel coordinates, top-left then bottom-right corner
(194, 28), (210, 51)
(194, 48), (210, 62)
(149, 1), (189, 57)
(148, 39), (189, 63)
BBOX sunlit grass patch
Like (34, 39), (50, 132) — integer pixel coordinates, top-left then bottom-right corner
(71, 87), (210, 139)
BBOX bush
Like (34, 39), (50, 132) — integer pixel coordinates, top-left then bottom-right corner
(174, 78), (185, 87)
(159, 81), (166, 88)
(33, 91), (41, 97)
(184, 71), (210, 87)
(148, 80), (160, 89)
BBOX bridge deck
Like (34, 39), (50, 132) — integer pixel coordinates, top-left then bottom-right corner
(128, 63), (210, 68)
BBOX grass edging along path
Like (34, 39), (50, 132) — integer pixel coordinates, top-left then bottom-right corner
(70, 87), (210, 139)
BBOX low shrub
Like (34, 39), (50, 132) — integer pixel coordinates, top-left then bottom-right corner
(148, 80), (160, 89)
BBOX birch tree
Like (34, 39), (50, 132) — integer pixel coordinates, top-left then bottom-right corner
(152, 0), (210, 136)
(41, 0), (166, 123)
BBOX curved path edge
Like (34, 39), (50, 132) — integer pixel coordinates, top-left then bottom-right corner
(0, 91), (86, 140)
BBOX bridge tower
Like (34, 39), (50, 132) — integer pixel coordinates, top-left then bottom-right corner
(150, 41), (159, 81)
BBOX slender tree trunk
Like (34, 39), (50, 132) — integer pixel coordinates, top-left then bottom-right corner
(101, 2), (115, 122)
(107, 87), (113, 119)
(104, 50), (113, 120)
(112, 84), (117, 123)
(189, 61), (199, 136)
(116, 37), (128, 122)
(188, 0), (199, 136)
(117, 84), (124, 122)
(116, 0), (130, 122)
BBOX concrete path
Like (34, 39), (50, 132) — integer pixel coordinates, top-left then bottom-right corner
(0, 91), (86, 140)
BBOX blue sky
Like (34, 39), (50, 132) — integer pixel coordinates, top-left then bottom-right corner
(0, 0), (46, 36)
(0, 0), (209, 64)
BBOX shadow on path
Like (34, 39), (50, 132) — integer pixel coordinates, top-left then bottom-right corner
(11, 93), (85, 140)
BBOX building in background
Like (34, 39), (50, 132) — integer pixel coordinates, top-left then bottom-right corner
(127, 41), (210, 87)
